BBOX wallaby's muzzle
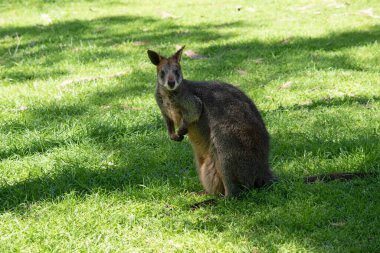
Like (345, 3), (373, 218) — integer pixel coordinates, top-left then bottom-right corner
(168, 80), (176, 89)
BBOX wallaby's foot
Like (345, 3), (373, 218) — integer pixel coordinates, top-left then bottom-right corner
(224, 186), (242, 198)
(170, 133), (184, 142)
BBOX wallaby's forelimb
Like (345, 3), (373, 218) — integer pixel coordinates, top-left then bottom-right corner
(164, 115), (184, 142)
(170, 133), (184, 142)
(176, 97), (202, 138)
(177, 118), (189, 137)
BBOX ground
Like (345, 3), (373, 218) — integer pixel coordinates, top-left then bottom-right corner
(0, 0), (379, 252)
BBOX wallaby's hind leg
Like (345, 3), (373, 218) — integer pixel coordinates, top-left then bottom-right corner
(196, 154), (225, 195)
(217, 155), (243, 197)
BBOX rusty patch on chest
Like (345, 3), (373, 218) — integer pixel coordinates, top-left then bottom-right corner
(188, 124), (209, 155)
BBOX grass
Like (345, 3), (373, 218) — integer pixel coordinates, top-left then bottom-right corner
(0, 0), (379, 252)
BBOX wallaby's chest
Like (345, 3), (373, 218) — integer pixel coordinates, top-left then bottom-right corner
(160, 96), (182, 127)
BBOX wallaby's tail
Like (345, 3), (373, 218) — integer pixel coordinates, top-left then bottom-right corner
(304, 172), (377, 183)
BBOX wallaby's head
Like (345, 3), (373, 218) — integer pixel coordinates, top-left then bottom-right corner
(147, 46), (185, 91)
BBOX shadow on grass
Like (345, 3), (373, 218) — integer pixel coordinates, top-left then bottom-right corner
(0, 145), (188, 210)
(0, 70), (152, 160)
(181, 176), (379, 250)
(0, 103), (88, 160)
(0, 117), (197, 214)
(3, 69), (69, 83)
(269, 95), (380, 112)
(1, 14), (379, 84)
(0, 15), (241, 82)
(268, 95), (380, 174)
(189, 24), (380, 83)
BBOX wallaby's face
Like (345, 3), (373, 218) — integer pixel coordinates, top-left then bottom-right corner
(147, 46), (184, 91)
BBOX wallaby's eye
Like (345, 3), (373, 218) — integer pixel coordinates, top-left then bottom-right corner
(174, 70), (180, 78)
(160, 70), (165, 79)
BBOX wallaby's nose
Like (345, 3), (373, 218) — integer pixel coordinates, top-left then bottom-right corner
(168, 80), (175, 88)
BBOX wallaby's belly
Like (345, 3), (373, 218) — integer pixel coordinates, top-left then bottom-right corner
(188, 124), (224, 195)
(187, 124), (209, 157)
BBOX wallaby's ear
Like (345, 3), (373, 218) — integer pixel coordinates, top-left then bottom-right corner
(147, 50), (162, 66)
(172, 45), (185, 63)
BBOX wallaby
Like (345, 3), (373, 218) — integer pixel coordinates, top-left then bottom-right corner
(147, 46), (374, 197)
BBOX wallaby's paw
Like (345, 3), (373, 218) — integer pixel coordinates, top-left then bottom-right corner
(177, 128), (188, 136)
(170, 133), (184, 142)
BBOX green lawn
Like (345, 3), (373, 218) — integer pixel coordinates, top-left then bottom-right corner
(1, 0), (380, 252)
